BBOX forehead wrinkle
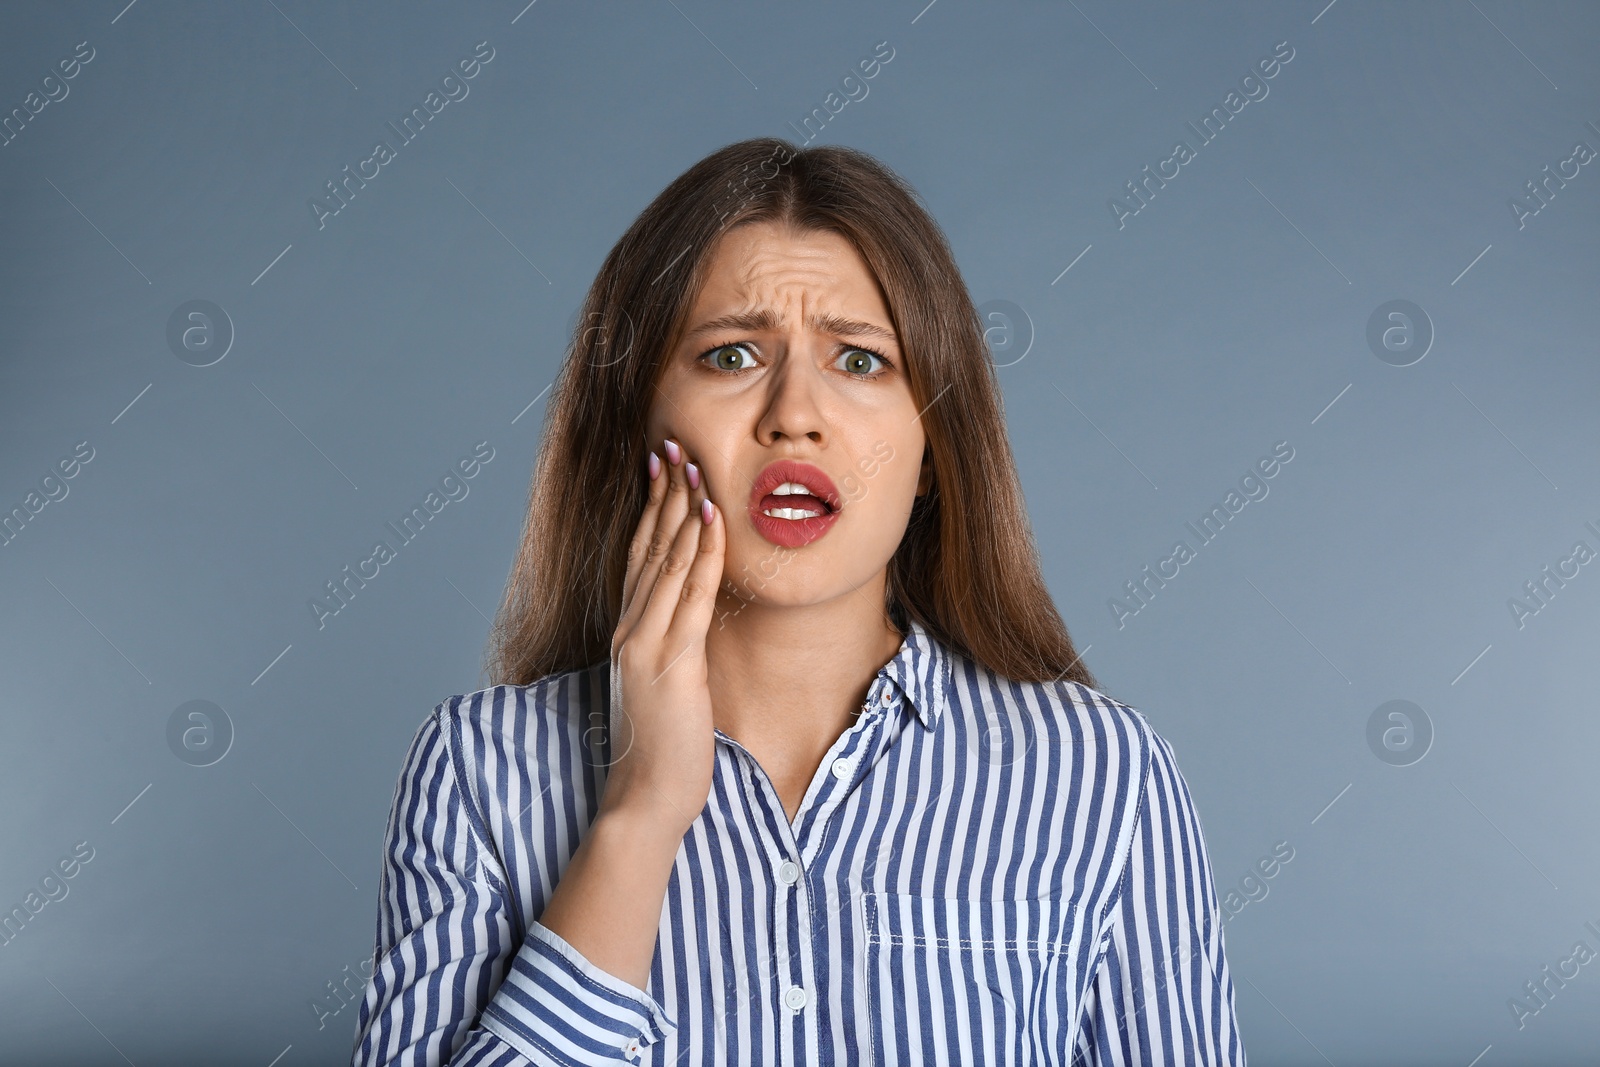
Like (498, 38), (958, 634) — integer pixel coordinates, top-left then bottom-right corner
(684, 306), (899, 345)
(686, 229), (901, 345)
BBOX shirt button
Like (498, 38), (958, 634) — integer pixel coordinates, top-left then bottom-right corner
(778, 860), (800, 885)
(831, 757), (850, 778)
(880, 688), (893, 705)
(784, 984), (808, 1011)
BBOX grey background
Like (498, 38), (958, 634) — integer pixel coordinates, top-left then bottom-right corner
(1, 0), (1596, 1063)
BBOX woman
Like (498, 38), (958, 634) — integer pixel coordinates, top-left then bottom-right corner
(352, 138), (1245, 1065)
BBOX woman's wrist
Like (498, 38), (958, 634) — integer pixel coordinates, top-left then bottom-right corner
(592, 790), (695, 858)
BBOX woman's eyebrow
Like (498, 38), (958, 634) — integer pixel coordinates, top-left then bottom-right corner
(686, 309), (898, 344)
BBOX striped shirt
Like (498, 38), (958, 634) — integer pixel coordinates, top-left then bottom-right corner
(352, 617), (1245, 1065)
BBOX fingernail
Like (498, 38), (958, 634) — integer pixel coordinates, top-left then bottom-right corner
(648, 451), (661, 480)
(686, 462), (700, 489)
(702, 498), (714, 524)
(664, 439), (682, 465)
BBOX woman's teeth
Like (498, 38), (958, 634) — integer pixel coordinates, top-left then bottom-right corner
(765, 481), (829, 519)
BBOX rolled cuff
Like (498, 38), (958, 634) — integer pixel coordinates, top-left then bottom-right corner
(480, 920), (677, 1066)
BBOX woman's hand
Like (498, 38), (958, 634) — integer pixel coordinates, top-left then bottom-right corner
(600, 437), (726, 837)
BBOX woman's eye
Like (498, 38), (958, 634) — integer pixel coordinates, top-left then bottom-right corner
(700, 342), (890, 376)
(704, 343), (756, 372)
(837, 347), (888, 376)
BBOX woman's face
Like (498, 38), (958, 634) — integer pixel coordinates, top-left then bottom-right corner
(646, 220), (931, 613)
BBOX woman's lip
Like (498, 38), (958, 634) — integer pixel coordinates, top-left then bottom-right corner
(749, 506), (839, 548)
(747, 460), (842, 514)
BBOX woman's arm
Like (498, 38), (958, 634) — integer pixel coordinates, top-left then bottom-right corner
(1073, 727), (1247, 1064)
(535, 796), (687, 993)
(353, 441), (723, 1065)
(351, 706), (680, 1067)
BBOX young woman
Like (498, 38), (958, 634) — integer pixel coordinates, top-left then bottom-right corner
(353, 138), (1245, 1065)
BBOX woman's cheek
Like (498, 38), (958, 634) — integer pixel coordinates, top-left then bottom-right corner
(839, 471), (867, 505)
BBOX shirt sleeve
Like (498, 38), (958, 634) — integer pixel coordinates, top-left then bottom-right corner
(351, 703), (679, 1067)
(1072, 725), (1247, 1065)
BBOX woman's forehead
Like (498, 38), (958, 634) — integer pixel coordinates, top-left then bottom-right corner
(689, 226), (895, 336)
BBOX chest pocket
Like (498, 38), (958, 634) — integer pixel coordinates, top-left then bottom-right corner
(861, 892), (1085, 1066)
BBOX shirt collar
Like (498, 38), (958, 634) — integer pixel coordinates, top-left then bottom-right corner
(873, 616), (953, 731)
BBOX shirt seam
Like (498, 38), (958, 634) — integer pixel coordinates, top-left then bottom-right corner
(1094, 707), (1155, 937)
(437, 698), (512, 900)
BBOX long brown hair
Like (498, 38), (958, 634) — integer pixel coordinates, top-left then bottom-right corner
(486, 137), (1098, 693)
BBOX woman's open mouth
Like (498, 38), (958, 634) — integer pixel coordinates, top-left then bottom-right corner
(747, 459), (842, 548)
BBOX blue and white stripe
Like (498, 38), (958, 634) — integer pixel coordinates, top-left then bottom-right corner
(352, 617), (1245, 1065)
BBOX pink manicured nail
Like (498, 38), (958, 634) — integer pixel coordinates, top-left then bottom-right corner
(663, 439), (682, 465)
(648, 451), (661, 480)
(702, 498), (714, 524)
(686, 462), (700, 489)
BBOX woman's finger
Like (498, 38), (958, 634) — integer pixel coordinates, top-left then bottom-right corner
(636, 470), (709, 645)
(663, 493), (724, 652)
(621, 448), (668, 616)
(620, 440), (692, 638)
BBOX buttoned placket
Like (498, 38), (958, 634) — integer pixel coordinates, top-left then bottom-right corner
(789, 678), (900, 860)
(710, 674), (902, 1066)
